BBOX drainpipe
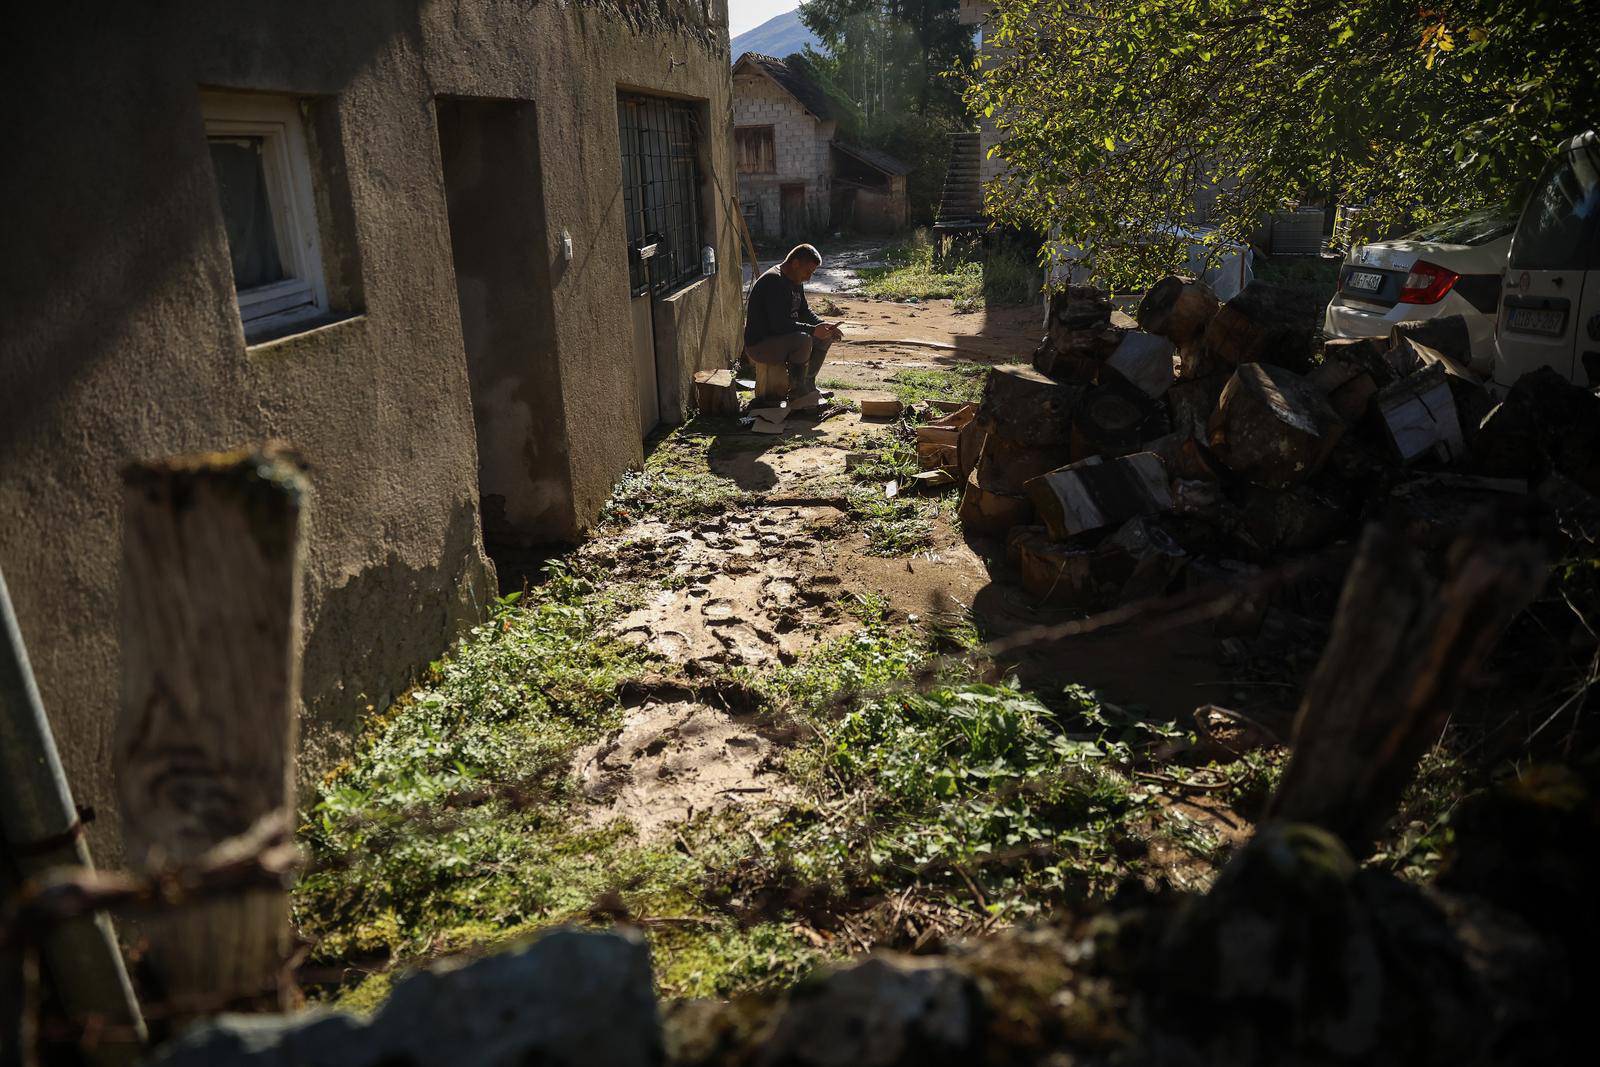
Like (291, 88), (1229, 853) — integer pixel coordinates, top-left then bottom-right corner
(0, 568), (145, 1061)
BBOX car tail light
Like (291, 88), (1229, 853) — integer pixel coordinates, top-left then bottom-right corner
(1398, 260), (1460, 304)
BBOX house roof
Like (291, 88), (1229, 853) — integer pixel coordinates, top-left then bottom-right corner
(832, 141), (912, 177)
(734, 52), (834, 122)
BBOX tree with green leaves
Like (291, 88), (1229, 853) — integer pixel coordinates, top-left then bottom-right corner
(800, 0), (974, 122)
(965, 0), (1600, 289)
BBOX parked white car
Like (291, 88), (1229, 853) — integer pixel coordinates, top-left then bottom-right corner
(1323, 206), (1515, 371)
(1492, 129), (1600, 389)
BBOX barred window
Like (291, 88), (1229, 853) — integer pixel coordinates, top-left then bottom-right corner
(618, 94), (705, 296)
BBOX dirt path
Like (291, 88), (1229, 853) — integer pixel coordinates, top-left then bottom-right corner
(568, 294), (1261, 848)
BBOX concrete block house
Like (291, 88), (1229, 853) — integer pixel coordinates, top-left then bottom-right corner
(732, 52), (908, 238)
(0, 0), (744, 860)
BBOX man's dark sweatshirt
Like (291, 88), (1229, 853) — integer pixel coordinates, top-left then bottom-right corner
(744, 266), (820, 347)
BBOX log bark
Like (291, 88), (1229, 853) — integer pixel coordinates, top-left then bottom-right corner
(1025, 452), (1173, 541)
(1070, 377), (1170, 461)
(1136, 275), (1219, 345)
(116, 446), (307, 1014)
(978, 365), (1083, 447)
(972, 431), (1071, 495)
(1166, 372), (1229, 440)
(1201, 281), (1315, 370)
(1307, 359), (1379, 424)
(1207, 363), (1345, 488)
(1266, 521), (1547, 855)
(1103, 330), (1177, 399)
(693, 370), (739, 416)
(1005, 526), (1135, 609)
(958, 467), (1032, 535)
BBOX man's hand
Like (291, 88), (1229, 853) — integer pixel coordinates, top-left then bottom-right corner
(814, 322), (843, 342)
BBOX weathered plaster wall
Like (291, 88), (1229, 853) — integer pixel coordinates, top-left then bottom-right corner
(0, 0), (741, 862)
(731, 69), (833, 237)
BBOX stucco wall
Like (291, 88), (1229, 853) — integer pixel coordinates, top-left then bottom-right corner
(731, 68), (833, 237)
(0, 0), (742, 863)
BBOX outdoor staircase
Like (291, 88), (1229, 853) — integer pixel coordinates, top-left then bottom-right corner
(935, 132), (984, 224)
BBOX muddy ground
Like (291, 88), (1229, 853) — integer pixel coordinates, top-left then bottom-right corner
(568, 293), (1288, 845)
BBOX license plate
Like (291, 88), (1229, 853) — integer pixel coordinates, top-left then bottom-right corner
(1506, 306), (1566, 336)
(1346, 270), (1383, 293)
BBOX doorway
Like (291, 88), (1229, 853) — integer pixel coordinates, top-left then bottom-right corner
(781, 183), (806, 238)
(436, 97), (572, 582)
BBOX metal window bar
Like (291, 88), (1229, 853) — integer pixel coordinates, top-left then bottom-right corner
(618, 94), (705, 297)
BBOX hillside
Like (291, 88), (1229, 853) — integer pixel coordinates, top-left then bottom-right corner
(731, 9), (820, 61)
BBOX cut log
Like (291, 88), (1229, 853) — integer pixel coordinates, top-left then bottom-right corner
(693, 369), (740, 416)
(1265, 521), (1547, 856)
(1242, 485), (1355, 552)
(1376, 364), (1464, 465)
(1307, 359), (1379, 424)
(116, 446), (307, 1014)
(1202, 281), (1316, 371)
(1042, 285), (1114, 334)
(1207, 363), (1345, 488)
(1390, 315), (1472, 368)
(1166, 372), (1229, 440)
(1103, 515), (1189, 601)
(1137, 275), (1220, 345)
(753, 360), (789, 403)
(1472, 367), (1600, 492)
(1026, 452), (1173, 541)
(1006, 525), (1135, 610)
(1145, 431), (1222, 482)
(1103, 330), (1177, 399)
(1033, 333), (1115, 382)
(958, 467), (1032, 534)
(973, 432), (1074, 495)
(1321, 336), (1395, 383)
(1069, 377), (1170, 461)
(978, 365), (1083, 447)
(858, 394), (902, 419)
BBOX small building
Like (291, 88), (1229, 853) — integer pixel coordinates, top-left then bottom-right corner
(831, 142), (912, 233)
(732, 52), (909, 239)
(0, 0), (744, 862)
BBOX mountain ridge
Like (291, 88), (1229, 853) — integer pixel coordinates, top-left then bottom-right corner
(731, 9), (822, 62)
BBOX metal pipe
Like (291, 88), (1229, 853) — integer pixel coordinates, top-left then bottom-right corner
(0, 567), (145, 1060)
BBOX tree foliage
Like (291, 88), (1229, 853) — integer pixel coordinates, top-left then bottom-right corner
(965, 0), (1600, 288)
(800, 0), (975, 122)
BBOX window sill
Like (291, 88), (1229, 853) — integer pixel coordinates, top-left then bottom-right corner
(246, 311), (366, 353)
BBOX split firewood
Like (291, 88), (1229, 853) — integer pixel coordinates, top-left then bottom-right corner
(1070, 377), (1170, 461)
(1375, 364), (1464, 465)
(1390, 315), (1472, 368)
(1026, 452), (1173, 540)
(1172, 339), (1223, 381)
(693, 369), (740, 416)
(978, 365), (1083, 448)
(858, 394), (902, 419)
(1242, 484), (1355, 553)
(1201, 281), (1315, 370)
(1307, 359), (1379, 424)
(1043, 285), (1114, 334)
(1266, 520), (1547, 856)
(1136, 275), (1219, 345)
(1005, 525), (1135, 610)
(1207, 363), (1345, 488)
(958, 467), (1032, 534)
(1103, 330), (1177, 399)
(1321, 336), (1397, 387)
(1166, 372), (1229, 440)
(1145, 431), (1222, 482)
(973, 432), (1074, 495)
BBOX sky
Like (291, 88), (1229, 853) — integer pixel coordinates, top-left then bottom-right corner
(728, 0), (799, 38)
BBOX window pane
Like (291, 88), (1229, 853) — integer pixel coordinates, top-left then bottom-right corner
(1509, 145), (1600, 271)
(209, 137), (286, 290)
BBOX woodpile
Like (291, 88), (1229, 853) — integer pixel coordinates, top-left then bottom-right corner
(951, 273), (1600, 619)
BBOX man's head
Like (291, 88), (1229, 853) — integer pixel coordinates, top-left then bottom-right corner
(780, 243), (823, 284)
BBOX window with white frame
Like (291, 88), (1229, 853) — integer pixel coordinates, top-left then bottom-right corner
(201, 91), (329, 338)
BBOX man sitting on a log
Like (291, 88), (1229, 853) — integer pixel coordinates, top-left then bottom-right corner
(744, 243), (842, 401)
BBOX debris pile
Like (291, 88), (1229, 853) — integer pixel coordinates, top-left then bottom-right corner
(959, 275), (1600, 613)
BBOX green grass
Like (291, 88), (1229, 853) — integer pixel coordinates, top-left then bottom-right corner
(602, 418), (754, 526)
(858, 229), (1039, 310)
(886, 362), (989, 407)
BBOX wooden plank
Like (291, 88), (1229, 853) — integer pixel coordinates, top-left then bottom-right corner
(115, 446), (307, 1015)
(858, 393), (903, 419)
